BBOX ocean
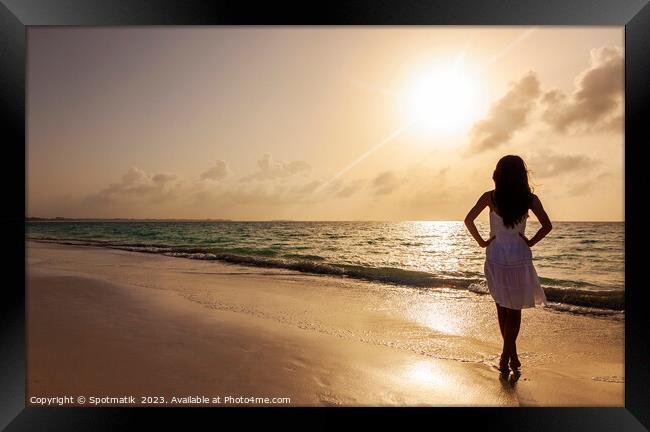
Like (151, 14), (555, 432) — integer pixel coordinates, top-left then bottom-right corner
(26, 220), (624, 315)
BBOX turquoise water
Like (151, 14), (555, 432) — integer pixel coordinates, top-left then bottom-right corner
(26, 220), (624, 312)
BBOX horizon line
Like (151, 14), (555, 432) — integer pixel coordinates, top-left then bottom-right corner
(26, 217), (625, 223)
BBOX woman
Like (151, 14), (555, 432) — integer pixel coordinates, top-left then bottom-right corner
(464, 155), (552, 374)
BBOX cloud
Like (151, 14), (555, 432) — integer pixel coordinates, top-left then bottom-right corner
(85, 167), (180, 206)
(469, 72), (541, 153)
(336, 179), (365, 198)
(200, 160), (230, 181)
(466, 45), (623, 155)
(240, 153), (311, 182)
(541, 46), (623, 133)
(527, 151), (599, 179)
(372, 171), (401, 195)
(78, 154), (319, 216)
(215, 178), (332, 207)
(153, 173), (178, 184)
(568, 171), (616, 196)
(291, 179), (323, 194)
(49, 157), (488, 220)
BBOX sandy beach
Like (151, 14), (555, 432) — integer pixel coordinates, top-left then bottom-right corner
(26, 240), (624, 407)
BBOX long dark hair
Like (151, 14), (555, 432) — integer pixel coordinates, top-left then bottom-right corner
(492, 155), (533, 228)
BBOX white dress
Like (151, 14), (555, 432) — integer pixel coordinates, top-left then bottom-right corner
(484, 210), (546, 310)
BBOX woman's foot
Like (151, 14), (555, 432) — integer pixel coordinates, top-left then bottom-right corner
(509, 354), (521, 371)
(498, 353), (510, 373)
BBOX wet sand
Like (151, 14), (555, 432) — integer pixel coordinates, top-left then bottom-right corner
(26, 241), (624, 406)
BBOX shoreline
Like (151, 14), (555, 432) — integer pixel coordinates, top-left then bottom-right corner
(27, 241), (624, 406)
(26, 238), (625, 314)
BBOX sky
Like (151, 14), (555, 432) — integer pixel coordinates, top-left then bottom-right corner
(27, 27), (624, 221)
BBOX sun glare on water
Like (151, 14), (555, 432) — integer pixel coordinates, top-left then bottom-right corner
(399, 57), (482, 138)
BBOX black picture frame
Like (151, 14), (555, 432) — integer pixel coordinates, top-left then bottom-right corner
(1, 0), (648, 429)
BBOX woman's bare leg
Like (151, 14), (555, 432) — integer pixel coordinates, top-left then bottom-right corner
(496, 303), (507, 338)
(496, 303), (509, 371)
(505, 309), (521, 369)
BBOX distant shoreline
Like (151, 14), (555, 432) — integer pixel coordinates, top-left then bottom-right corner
(26, 217), (233, 223)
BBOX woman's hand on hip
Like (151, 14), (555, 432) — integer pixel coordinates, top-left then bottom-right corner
(479, 236), (495, 248)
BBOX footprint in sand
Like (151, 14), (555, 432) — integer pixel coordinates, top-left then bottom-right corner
(591, 375), (624, 383)
(318, 393), (342, 406)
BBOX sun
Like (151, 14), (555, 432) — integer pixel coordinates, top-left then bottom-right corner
(399, 58), (482, 137)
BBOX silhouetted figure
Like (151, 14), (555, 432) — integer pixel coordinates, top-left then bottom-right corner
(464, 155), (552, 373)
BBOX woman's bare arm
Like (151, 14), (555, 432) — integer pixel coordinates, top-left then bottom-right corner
(520, 194), (553, 247)
(464, 192), (495, 248)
